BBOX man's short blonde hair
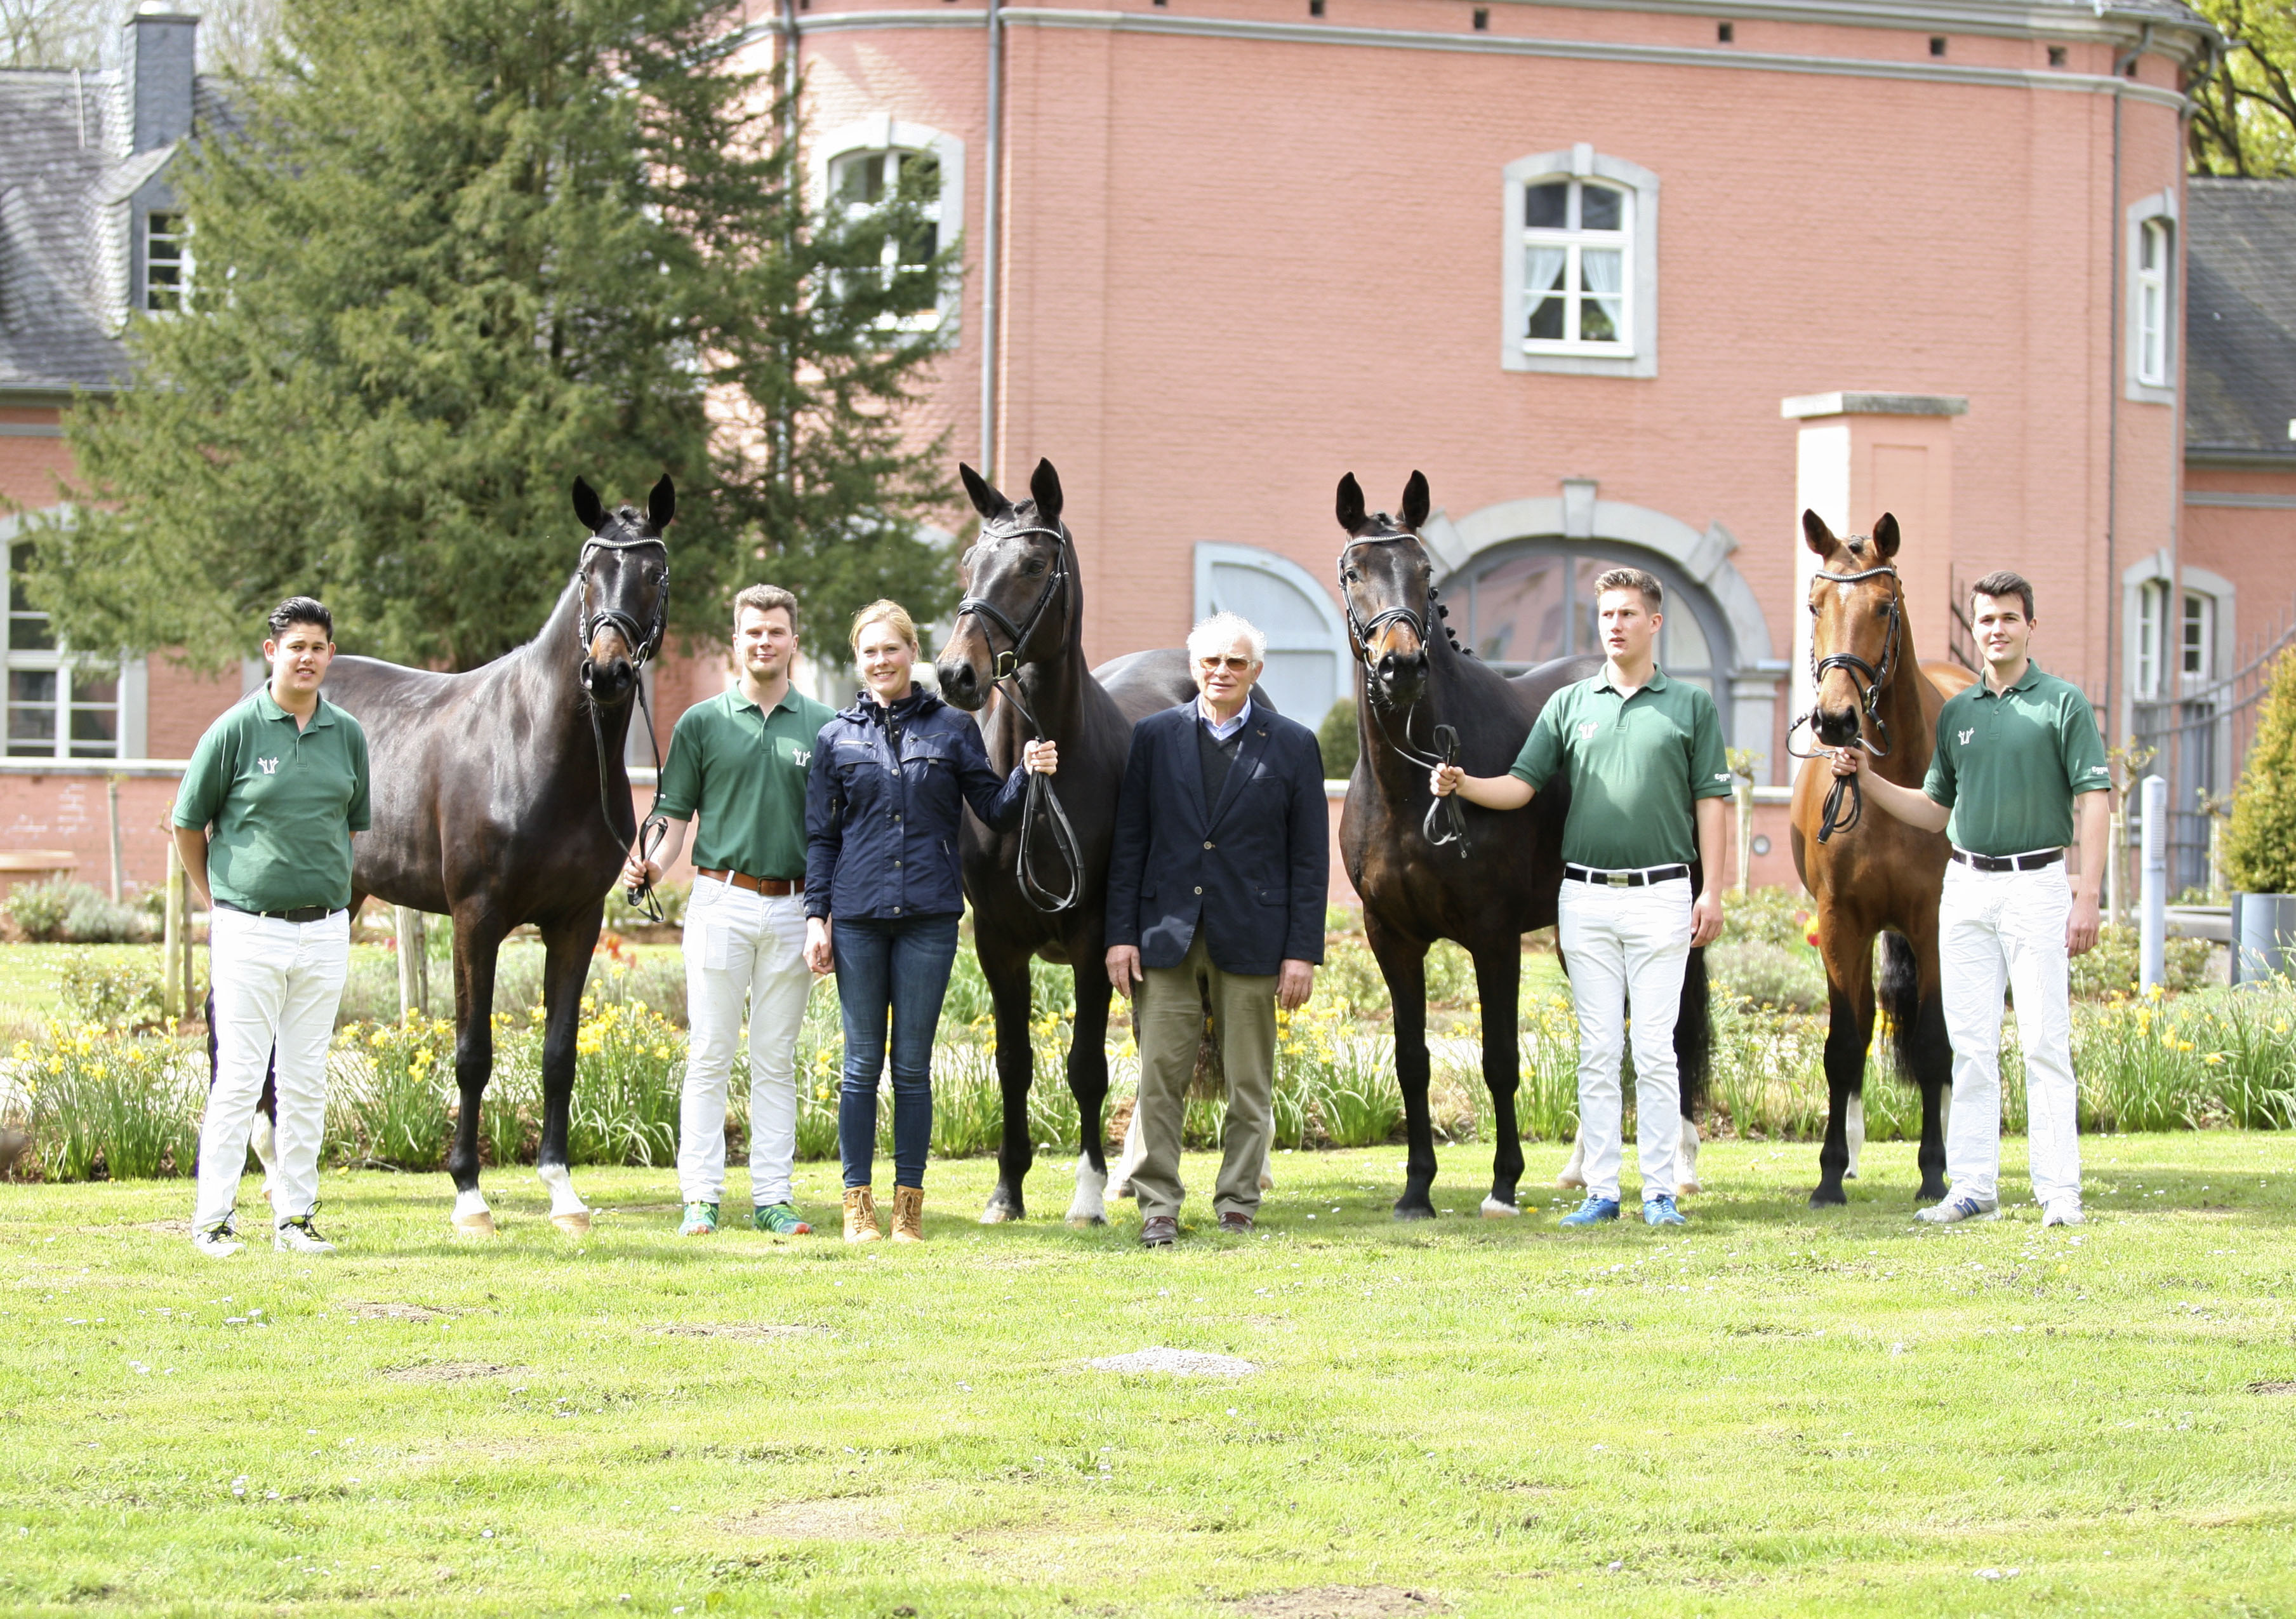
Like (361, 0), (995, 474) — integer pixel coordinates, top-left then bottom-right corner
(849, 598), (919, 652)
(733, 583), (799, 637)
(1593, 567), (1663, 611)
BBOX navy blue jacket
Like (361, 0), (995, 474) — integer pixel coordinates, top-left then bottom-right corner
(1105, 701), (1329, 976)
(805, 689), (1028, 921)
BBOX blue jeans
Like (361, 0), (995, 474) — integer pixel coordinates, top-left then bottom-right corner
(832, 912), (961, 1190)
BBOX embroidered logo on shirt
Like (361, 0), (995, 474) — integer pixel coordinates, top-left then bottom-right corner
(1956, 728), (1974, 746)
(1713, 773), (1732, 783)
(793, 749), (811, 766)
(258, 757), (280, 775)
(1576, 721), (1599, 741)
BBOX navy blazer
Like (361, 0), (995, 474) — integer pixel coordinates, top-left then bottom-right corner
(805, 689), (1028, 921)
(1105, 701), (1329, 976)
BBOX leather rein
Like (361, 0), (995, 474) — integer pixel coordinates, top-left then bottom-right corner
(1788, 559), (1904, 845)
(1338, 530), (1469, 859)
(574, 527), (672, 921)
(952, 522), (1085, 914)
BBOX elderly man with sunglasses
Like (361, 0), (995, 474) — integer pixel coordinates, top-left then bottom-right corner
(1106, 613), (1329, 1248)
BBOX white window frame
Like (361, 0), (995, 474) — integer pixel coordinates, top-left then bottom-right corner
(813, 116), (966, 335)
(143, 210), (191, 314)
(2134, 577), (2165, 700)
(1501, 144), (1658, 380)
(2125, 190), (2176, 404)
(1, 510), (140, 761)
(2181, 587), (2213, 684)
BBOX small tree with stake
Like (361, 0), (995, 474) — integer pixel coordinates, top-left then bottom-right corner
(2224, 648), (2296, 896)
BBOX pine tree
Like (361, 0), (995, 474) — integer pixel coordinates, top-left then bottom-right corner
(2224, 649), (2296, 893)
(29, 0), (953, 670)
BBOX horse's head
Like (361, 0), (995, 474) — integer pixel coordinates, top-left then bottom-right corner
(936, 458), (1073, 711)
(570, 474), (673, 705)
(1802, 508), (1904, 749)
(1334, 469), (1435, 709)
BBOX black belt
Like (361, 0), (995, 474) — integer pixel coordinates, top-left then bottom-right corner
(1950, 847), (2064, 874)
(1563, 863), (1690, 888)
(215, 897), (343, 924)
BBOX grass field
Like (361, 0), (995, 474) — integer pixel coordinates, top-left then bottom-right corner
(4, 1134), (2293, 1616)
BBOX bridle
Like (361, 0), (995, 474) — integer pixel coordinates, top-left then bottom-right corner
(1337, 528), (1468, 859)
(1789, 558), (1904, 844)
(952, 521), (1083, 912)
(572, 525), (672, 917)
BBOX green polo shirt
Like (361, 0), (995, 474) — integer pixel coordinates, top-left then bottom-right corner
(1923, 659), (2109, 856)
(655, 684), (836, 881)
(1510, 667), (1732, 869)
(173, 689), (371, 912)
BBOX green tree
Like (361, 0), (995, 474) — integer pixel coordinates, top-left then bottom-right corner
(2223, 649), (2296, 893)
(2189, 0), (2296, 177)
(1317, 696), (1359, 781)
(29, 0), (953, 671)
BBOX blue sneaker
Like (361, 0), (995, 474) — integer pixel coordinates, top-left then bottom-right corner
(1643, 1194), (1687, 1227)
(1558, 1197), (1621, 1227)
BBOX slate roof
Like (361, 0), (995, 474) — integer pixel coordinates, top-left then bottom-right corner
(2186, 178), (2296, 464)
(0, 69), (135, 396)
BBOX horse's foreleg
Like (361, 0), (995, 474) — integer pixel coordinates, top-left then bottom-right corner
(534, 916), (601, 1235)
(1553, 939), (1587, 1189)
(1065, 957), (1114, 1227)
(1368, 921), (1435, 1220)
(1472, 945), (1524, 1216)
(446, 914), (505, 1234)
(1812, 967), (1875, 1209)
(979, 944), (1035, 1224)
(1908, 917), (1954, 1201)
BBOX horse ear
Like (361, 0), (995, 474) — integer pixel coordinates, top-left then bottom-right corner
(1400, 470), (1431, 531)
(1871, 512), (1901, 559)
(1028, 458), (1064, 527)
(1336, 473), (1367, 534)
(1801, 509), (1838, 558)
(572, 477), (606, 533)
(647, 474), (675, 533)
(959, 463), (1011, 521)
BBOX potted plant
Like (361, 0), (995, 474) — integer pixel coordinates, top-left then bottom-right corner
(2222, 648), (2296, 983)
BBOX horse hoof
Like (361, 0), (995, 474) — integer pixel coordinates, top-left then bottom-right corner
(1676, 1178), (1703, 1196)
(1808, 1189), (1848, 1209)
(1392, 1202), (1437, 1223)
(1480, 1197), (1522, 1219)
(1844, 1170), (1859, 1180)
(979, 1201), (1023, 1225)
(1067, 1215), (1109, 1229)
(453, 1211), (498, 1237)
(551, 1210), (592, 1237)
(1556, 1171), (1586, 1190)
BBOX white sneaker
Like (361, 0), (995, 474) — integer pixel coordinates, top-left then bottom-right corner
(1914, 1194), (2000, 1225)
(274, 1218), (337, 1255)
(2041, 1198), (2086, 1227)
(192, 1221), (244, 1258)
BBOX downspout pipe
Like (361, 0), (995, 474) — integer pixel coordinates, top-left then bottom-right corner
(979, 0), (1004, 479)
(2104, 23), (2151, 754)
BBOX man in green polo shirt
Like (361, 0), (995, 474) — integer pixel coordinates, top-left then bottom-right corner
(621, 584), (835, 1237)
(174, 597), (369, 1259)
(1433, 567), (1730, 1227)
(1831, 570), (2109, 1227)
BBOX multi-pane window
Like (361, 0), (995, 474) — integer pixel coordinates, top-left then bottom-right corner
(2135, 580), (2164, 700)
(4, 541), (121, 759)
(145, 211), (190, 313)
(1520, 178), (1630, 352)
(828, 147), (941, 319)
(2182, 589), (2212, 683)
(2135, 582), (2212, 698)
(2135, 217), (2170, 387)
(1449, 542), (1725, 711)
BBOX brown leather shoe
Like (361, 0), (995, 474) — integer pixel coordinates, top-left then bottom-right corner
(1139, 1215), (1178, 1248)
(842, 1185), (882, 1244)
(1218, 1211), (1254, 1234)
(891, 1185), (924, 1243)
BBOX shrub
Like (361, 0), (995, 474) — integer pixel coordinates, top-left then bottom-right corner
(55, 950), (165, 1030)
(2072, 924), (2216, 1001)
(1707, 939), (1828, 1015)
(1719, 884), (1814, 952)
(5, 877), (77, 943)
(62, 890), (152, 944)
(605, 877), (688, 929)
(1318, 698), (1360, 781)
(2224, 647), (2296, 893)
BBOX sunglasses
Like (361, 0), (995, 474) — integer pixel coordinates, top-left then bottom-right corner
(1196, 655), (1256, 672)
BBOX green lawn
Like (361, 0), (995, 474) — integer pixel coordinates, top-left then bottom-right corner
(4, 1135), (2293, 1615)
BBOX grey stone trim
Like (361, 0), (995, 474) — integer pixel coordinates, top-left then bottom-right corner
(1780, 390), (1970, 418)
(0, 423), (63, 437)
(2185, 490), (2296, 509)
(2186, 448), (2296, 469)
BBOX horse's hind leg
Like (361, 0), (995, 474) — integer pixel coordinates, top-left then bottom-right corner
(1553, 940), (1588, 1189)
(1472, 943), (1525, 1216)
(446, 910), (508, 1234)
(1675, 945), (1711, 1195)
(1899, 917), (1953, 1201)
(1065, 957), (1114, 1227)
(534, 915), (601, 1234)
(978, 941), (1036, 1224)
(1811, 929), (1876, 1209)
(1366, 917), (1436, 1220)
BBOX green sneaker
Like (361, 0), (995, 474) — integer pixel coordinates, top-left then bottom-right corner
(679, 1201), (720, 1236)
(753, 1203), (813, 1236)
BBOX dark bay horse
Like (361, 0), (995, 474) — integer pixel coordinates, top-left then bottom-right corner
(1334, 472), (1710, 1220)
(324, 476), (671, 1234)
(1789, 510), (1971, 1206)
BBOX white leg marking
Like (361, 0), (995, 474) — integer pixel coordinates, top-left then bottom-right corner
(1480, 1195), (1522, 1218)
(538, 1163), (591, 1234)
(1108, 1106), (1146, 1201)
(1557, 1129), (1588, 1189)
(451, 1185), (496, 1236)
(250, 1112), (279, 1205)
(1846, 1093), (1866, 1182)
(1259, 1145), (1274, 1194)
(1676, 1116), (1703, 1196)
(1066, 1155), (1110, 1227)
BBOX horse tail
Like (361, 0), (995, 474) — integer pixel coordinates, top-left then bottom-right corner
(1878, 926), (1952, 1089)
(1675, 943), (1711, 1115)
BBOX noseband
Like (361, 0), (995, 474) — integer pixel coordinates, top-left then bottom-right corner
(955, 524), (1070, 678)
(1791, 558), (1904, 844)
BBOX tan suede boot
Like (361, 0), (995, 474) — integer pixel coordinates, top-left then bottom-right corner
(842, 1186), (882, 1243)
(891, 1185), (924, 1243)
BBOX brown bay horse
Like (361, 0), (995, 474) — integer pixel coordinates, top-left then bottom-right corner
(1789, 510), (1973, 1206)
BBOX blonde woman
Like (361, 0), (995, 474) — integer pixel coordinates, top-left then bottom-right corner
(802, 601), (1056, 1241)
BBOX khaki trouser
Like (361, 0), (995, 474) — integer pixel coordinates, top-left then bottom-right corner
(1131, 931), (1277, 1223)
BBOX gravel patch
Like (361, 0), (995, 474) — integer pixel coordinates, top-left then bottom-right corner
(1087, 1347), (1257, 1377)
(1232, 1587), (1443, 1618)
(382, 1360), (516, 1383)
